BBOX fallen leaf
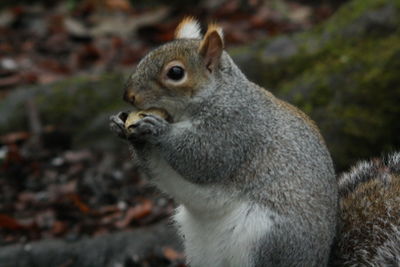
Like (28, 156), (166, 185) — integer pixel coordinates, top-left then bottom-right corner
(288, 3), (311, 25)
(115, 200), (152, 228)
(0, 132), (30, 144)
(249, 6), (273, 28)
(48, 180), (77, 200)
(0, 74), (22, 88)
(100, 210), (123, 225)
(74, 43), (102, 69)
(64, 150), (93, 163)
(0, 214), (25, 230)
(104, 0), (132, 12)
(52, 220), (68, 236)
(21, 72), (39, 84)
(1, 143), (24, 170)
(37, 58), (70, 74)
(64, 17), (90, 38)
(162, 247), (185, 261)
(90, 7), (169, 37)
(67, 194), (91, 214)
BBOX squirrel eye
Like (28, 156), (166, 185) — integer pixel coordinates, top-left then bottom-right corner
(167, 66), (185, 81)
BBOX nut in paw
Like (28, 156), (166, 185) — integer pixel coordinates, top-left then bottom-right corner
(123, 108), (171, 143)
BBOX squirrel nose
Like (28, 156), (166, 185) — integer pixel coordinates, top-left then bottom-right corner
(124, 91), (136, 105)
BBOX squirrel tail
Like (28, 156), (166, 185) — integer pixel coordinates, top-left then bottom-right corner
(331, 152), (400, 266)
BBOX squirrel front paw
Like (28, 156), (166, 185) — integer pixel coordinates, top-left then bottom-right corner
(109, 112), (130, 139)
(128, 114), (170, 144)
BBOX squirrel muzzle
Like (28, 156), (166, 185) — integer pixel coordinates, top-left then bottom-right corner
(123, 90), (136, 105)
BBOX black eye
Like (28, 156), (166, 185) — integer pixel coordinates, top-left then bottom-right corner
(167, 66), (185, 81)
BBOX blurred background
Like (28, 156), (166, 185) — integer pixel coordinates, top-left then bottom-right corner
(0, 0), (399, 266)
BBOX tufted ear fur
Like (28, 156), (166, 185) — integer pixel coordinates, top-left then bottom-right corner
(175, 16), (202, 39)
(199, 23), (224, 72)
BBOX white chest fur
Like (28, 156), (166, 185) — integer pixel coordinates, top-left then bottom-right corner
(146, 151), (276, 267)
(175, 202), (275, 267)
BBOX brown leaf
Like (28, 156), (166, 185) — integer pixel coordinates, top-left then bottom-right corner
(104, 0), (132, 12)
(67, 194), (91, 214)
(48, 180), (77, 201)
(37, 58), (70, 74)
(1, 143), (24, 170)
(0, 132), (30, 144)
(21, 72), (39, 84)
(98, 204), (120, 215)
(115, 200), (152, 228)
(37, 73), (63, 85)
(162, 247), (185, 261)
(0, 74), (22, 88)
(64, 150), (93, 163)
(73, 43), (102, 69)
(249, 6), (273, 28)
(52, 220), (68, 236)
(287, 3), (311, 25)
(18, 192), (36, 203)
(0, 214), (25, 230)
(100, 210), (123, 225)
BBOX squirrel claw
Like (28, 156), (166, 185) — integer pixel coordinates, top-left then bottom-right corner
(129, 114), (169, 144)
(109, 113), (129, 139)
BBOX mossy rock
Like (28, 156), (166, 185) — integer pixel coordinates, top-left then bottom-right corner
(0, 73), (130, 150)
(231, 0), (400, 171)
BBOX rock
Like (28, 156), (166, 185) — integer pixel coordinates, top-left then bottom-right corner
(263, 36), (298, 60)
(0, 221), (182, 267)
(0, 73), (130, 151)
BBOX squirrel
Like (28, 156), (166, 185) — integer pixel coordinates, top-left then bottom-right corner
(110, 17), (338, 266)
(331, 152), (400, 266)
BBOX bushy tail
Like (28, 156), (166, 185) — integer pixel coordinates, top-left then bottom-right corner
(332, 152), (400, 266)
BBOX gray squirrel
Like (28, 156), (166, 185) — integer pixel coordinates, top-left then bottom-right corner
(109, 17), (399, 266)
(110, 17), (337, 266)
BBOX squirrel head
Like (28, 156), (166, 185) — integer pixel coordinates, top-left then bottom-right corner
(123, 17), (224, 118)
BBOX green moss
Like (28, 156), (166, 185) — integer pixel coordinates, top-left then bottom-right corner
(232, 0), (400, 171)
(320, 0), (388, 34)
(281, 34), (400, 169)
(35, 74), (124, 122)
(0, 72), (128, 148)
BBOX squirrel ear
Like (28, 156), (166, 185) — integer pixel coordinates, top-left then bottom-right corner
(199, 24), (224, 72)
(175, 16), (202, 39)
